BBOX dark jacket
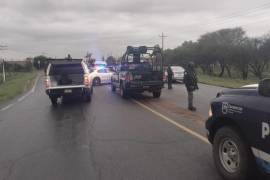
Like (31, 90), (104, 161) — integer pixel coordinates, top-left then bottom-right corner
(183, 68), (198, 92)
(167, 66), (173, 77)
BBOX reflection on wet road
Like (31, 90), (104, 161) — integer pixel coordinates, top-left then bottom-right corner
(0, 77), (225, 180)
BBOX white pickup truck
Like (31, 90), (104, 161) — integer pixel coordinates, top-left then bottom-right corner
(45, 59), (93, 105)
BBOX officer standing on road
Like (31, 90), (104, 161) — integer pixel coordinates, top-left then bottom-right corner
(183, 62), (198, 111)
(167, 65), (173, 89)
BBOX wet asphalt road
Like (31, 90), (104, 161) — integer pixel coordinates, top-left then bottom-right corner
(0, 77), (226, 180)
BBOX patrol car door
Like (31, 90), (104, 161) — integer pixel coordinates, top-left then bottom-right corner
(243, 94), (270, 170)
(97, 69), (107, 83)
(103, 69), (112, 83)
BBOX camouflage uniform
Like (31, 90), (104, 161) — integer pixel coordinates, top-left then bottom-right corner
(183, 63), (198, 111)
(167, 66), (173, 89)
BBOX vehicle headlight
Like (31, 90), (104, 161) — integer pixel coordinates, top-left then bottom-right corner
(209, 106), (213, 117)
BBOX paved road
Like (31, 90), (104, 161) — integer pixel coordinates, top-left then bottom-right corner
(0, 77), (225, 180)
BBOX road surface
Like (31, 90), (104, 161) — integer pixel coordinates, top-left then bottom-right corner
(0, 77), (226, 180)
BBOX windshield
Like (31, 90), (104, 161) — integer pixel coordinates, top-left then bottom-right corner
(127, 54), (151, 63)
(49, 64), (84, 75)
(171, 66), (184, 72)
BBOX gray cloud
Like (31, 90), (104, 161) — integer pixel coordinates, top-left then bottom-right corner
(0, 0), (270, 59)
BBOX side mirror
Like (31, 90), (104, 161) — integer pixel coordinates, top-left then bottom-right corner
(259, 79), (270, 97)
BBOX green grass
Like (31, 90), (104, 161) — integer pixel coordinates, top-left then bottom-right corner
(0, 71), (37, 103)
(198, 73), (259, 88)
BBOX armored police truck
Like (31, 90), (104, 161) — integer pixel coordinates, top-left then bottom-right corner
(111, 46), (164, 98)
(206, 79), (270, 180)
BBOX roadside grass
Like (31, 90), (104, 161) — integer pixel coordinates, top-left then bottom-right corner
(0, 71), (37, 103)
(198, 73), (259, 88)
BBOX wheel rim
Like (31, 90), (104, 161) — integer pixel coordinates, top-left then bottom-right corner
(219, 138), (240, 173)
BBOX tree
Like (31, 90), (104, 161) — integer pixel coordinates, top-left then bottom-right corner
(33, 55), (48, 69)
(231, 40), (250, 80)
(85, 52), (95, 66)
(198, 28), (247, 77)
(24, 58), (33, 72)
(164, 41), (198, 67)
(106, 56), (117, 66)
(248, 37), (270, 79)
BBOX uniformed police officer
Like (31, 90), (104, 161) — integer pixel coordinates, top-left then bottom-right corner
(183, 62), (198, 111)
(167, 65), (173, 89)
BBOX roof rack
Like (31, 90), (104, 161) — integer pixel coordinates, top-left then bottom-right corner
(47, 58), (83, 65)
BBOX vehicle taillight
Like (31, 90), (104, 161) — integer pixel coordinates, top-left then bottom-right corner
(84, 75), (90, 86)
(125, 73), (133, 81)
(45, 78), (50, 88)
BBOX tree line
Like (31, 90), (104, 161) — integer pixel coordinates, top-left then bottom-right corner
(164, 27), (270, 79)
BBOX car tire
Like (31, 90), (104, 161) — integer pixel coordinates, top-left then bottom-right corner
(153, 91), (161, 98)
(93, 77), (101, 86)
(50, 97), (57, 106)
(213, 126), (256, 180)
(120, 84), (128, 99)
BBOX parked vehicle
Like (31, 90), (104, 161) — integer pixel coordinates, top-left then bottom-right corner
(111, 46), (164, 98)
(90, 68), (113, 85)
(94, 60), (107, 69)
(206, 79), (270, 180)
(164, 66), (185, 82)
(45, 59), (93, 105)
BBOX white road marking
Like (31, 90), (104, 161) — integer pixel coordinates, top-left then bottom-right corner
(31, 75), (39, 93)
(17, 91), (32, 102)
(0, 75), (40, 112)
(0, 103), (14, 111)
(17, 75), (40, 102)
(132, 99), (210, 144)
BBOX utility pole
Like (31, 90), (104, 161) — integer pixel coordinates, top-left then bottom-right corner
(159, 32), (167, 51)
(0, 45), (7, 83)
(159, 32), (167, 67)
(2, 59), (5, 83)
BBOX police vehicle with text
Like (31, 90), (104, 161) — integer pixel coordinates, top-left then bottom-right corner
(206, 79), (270, 180)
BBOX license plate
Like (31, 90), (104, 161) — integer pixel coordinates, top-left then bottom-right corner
(143, 86), (149, 89)
(64, 89), (72, 93)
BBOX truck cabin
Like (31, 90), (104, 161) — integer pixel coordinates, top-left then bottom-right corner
(120, 46), (163, 72)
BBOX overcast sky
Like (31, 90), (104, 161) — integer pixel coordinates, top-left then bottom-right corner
(1, 0), (270, 60)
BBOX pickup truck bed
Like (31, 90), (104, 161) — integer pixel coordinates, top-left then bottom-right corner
(45, 60), (93, 105)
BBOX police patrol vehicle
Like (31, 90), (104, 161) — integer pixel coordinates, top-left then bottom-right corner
(206, 79), (270, 180)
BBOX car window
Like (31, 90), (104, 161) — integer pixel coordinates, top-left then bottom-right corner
(98, 69), (107, 73)
(49, 64), (84, 75)
(171, 66), (184, 72)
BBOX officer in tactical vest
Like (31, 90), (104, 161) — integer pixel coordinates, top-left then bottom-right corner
(183, 62), (199, 111)
(167, 65), (173, 89)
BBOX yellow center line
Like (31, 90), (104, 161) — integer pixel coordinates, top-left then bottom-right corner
(132, 99), (210, 144)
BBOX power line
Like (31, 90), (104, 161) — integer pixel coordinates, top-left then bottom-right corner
(220, 2), (270, 19)
(203, 2), (270, 28)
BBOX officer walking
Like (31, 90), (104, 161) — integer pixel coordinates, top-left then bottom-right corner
(167, 65), (173, 89)
(183, 62), (198, 111)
